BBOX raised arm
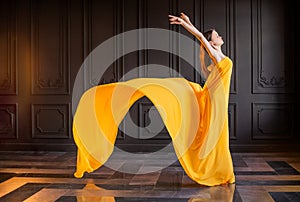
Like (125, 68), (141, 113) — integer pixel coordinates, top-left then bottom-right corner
(169, 13), (222, 63)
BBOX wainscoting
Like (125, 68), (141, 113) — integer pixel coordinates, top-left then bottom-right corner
(0, 0), (299, 151)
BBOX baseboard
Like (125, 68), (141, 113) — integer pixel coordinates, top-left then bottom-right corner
(0, 143), (77, 151)
(0, 143), (299, 153)
(230, 144), (300, 152)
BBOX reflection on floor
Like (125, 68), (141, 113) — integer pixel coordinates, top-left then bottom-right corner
(0, 151), (299, 201)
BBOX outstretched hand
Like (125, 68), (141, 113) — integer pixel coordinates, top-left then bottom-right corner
(168, 14), (183, 25)
(168, 12), (192, 26)
(169, 12), (223, 61)
(180, 12), (192, 26)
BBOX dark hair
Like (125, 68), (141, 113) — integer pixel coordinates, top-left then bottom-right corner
(203, 29), (215, 42)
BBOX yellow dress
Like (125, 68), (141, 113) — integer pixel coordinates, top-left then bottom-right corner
(72, 56), (235, 186)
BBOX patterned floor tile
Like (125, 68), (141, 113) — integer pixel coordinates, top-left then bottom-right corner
(0, 151), (299, 201)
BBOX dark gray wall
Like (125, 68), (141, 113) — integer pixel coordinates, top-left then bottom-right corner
(0, 0), (298, 151)
(295, 1), (300, 147)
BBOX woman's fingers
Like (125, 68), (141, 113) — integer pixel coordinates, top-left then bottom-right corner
(169, 13), (187, 18)
(169, 17), (179, 21)
(180, 13), (190, 21)
(169, 20), (181, 25)
(180, 12), (188, 19)
(168, 14), (178, 18)
(171, 21), (182, 25)
(168, 14), (184, 25)
(170, 17), (184, 21)
(178, 12), (192, 26)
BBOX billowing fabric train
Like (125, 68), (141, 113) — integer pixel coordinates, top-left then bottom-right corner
(72, 57), (235, 186)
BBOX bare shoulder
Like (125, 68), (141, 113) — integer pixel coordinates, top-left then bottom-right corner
(214, 54), (227, 64)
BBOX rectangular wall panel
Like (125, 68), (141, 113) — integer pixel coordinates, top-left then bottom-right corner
(252, 103), (294, 139)
(87, 0), (115, 86)
(0, 104), (18, 139)
(0, 0), (17, 95)
(195, 0), (237, 93)
(251, 0), (294, 93)
(228, 103), (237, 140)
(31, 104), (70, 138)
(31, 0), (70, 94)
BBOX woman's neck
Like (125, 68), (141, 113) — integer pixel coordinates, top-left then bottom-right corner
(215, 46), (226, 58)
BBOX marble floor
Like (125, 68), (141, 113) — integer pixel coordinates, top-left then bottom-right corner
(0, 151), (300, 202)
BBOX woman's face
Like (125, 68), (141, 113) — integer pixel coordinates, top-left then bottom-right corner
(210, 30), (224, 46)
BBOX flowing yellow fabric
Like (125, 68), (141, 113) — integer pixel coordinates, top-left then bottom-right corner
(73, 57), (235, 186)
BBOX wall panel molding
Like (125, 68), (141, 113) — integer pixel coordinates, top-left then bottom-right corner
(252, 102), (294, 139)
(83, 0), (118, 87)
(0, 0), (17, 95)
(193, 0), (237, 93)
(31, 0), (70, 94)
(251, 0), (293, 94)
(138, 102), (169, 140)
(228, 103), (237, 140)
(31, 104), (70, 139)
(114, 0), (125, 81)
(138, 0), (148, 78)
(193, 0), (203, 84)
(226, 0), (237, 94)
(0, 104), (18, 139)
